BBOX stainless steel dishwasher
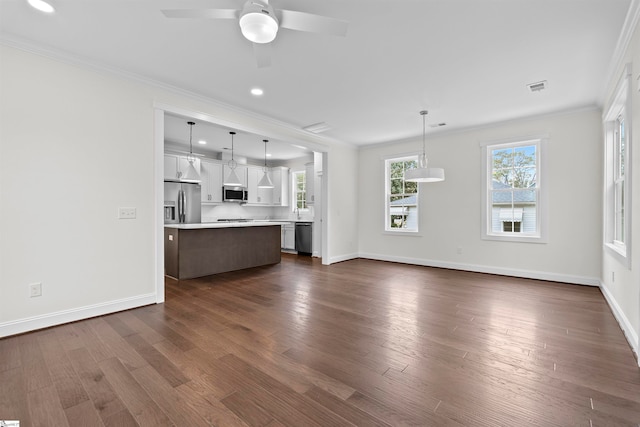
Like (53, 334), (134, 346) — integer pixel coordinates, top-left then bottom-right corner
(295, 222), (313, 255)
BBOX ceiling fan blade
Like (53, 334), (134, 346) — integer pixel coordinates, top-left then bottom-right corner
(253, 43), (272, 68)
(279, 10), (348, 37)
(161, 9), (238, 19)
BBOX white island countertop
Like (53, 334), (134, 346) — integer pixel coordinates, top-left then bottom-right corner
(164, 221), (290, 230)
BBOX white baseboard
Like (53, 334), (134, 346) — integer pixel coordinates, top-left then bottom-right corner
(0, 293), (157, 338)
(599, 282), (640, 366)
(357, 252), (601, 286)
(328, 252), (359, 265)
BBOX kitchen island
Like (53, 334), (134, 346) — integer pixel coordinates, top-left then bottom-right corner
(164, 221), (287, 280)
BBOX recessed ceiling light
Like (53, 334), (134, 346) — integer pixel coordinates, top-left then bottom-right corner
(198, 140), (207, 145)
(27, 0), (55, 13)
(266, 153), (272, 157)
(250, 87), (264, 96)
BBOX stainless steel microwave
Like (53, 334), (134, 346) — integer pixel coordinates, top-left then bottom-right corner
(223, 186), (248, 203)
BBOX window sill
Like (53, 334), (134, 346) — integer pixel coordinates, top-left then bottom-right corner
(604, 242), (631, 268)
(482, 233), (547, 244)
(383, 230), (422, 237)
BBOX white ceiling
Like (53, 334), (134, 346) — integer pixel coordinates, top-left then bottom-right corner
(0, 0), (632, 151)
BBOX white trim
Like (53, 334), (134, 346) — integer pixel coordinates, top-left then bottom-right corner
(600, 0), (640, 104)
(358, 252), (600, 286)
(327, 253), (359, 265)
(602, 64), (633, 268)
(0, 294), (157, 338)
(154, 109), (166, 303)
(600, 281), (640, 366)
(481, 137), (549, 243)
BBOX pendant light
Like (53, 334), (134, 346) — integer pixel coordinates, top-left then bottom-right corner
(182, 121), (201, 181)
(258, 139), (274, 188)
(223, 131), (243, 186)
(405, 110), (445, 183)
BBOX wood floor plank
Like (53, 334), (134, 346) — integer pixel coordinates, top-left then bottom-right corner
(67, 347), (131, 424)
(0, 367), (32, 425)
(27, 384), (70, 426)
(36, 330), (89, 409)
(2, 256), (639, 426)
(64, 399), (106, 427)
(98, 357), (173, 426)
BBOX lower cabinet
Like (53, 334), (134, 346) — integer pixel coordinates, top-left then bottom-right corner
(281, 223), (295, 250)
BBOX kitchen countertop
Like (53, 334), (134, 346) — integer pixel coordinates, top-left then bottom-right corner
(164, 221), (290, 230)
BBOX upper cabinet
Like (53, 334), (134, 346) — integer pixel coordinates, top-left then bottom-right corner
(201, 159), (223, 203)
(222, 164), (248, 188)
(164, 154), (201, 181)
(271, 167), (290, 207)
(305, 162), (315, 205)
(247, 166), (273, 205)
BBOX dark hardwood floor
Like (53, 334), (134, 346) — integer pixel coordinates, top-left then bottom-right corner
(2, 255), (640, 426)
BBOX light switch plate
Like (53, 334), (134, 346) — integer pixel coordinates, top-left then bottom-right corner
(118, 207), (136, 219)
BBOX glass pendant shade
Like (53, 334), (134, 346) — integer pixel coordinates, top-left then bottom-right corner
(183, 159), (200, 181)
(258, 139), (274, 188)
(258, 170), (274, 188)
(183, 122), (200, 181)
(405, 111), (445, 183)
(223, 131), (243, 186)
(224, 168), (243, 186)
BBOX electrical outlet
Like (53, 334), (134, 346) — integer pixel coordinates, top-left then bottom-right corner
(118, 207), (136, 219)
(29, 282), (42, 298)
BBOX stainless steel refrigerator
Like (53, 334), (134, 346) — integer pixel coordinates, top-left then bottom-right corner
(164, 181), (201, 224)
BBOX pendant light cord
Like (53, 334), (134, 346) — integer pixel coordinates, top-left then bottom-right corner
(187, 121), (195, 163)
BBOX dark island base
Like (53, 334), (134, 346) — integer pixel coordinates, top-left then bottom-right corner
(165, 226), (281, 280)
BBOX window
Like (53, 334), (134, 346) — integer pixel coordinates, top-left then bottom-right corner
(481, 137), (547, 242)
(293, 170), (307, 210)
(604, 64), (632, 267)
(385, 156), (418, 232)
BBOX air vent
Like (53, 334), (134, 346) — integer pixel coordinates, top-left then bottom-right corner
(527, 80), (547, 93)
(302, 122), (331, 134)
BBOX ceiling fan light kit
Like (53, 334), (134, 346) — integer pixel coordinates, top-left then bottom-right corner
(405, 110), (445, 183)
(239, 1), (278, 44)
(162, 0), (348, 67)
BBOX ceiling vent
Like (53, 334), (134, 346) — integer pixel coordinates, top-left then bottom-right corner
(527, 80), (547, 93)
(302, 122), (331, 134)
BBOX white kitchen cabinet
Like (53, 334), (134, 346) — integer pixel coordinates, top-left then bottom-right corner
(200, 159), (223, 203)
(164, 154), (201, 181)
(281, 222), (295, 250)
(247, 166), (273, 205)
(305, 162), (315, 205)
(222, 164), (248, 187)
(271, 166), (290, 207)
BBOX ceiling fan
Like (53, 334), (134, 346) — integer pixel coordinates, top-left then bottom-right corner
(161, 0), (349, 68)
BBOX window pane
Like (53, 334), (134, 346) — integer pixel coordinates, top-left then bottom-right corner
(513, 167), (536, 188)
(514, 145), (536, 167)
(405, 181), (417, 194)
(390, 179), (403, 194)
(390, 162), (404, 179)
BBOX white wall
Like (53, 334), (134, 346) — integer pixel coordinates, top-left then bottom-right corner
(600, 15), (640, 360)
(358, 108), (603, 285)
(0, 44), (359, 336)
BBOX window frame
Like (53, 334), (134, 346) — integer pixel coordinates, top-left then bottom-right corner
(481, 136), (548, 243)
(292, 169), (309, 211)
(603, 63), (633, 268)
(384, 154), (420, 234)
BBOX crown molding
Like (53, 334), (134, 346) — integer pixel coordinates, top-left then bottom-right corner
(0, 34), (355, 150)
(599, 0), (640, 103)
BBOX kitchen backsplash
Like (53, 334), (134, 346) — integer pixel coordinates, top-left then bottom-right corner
(201, 204), (314, 222)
